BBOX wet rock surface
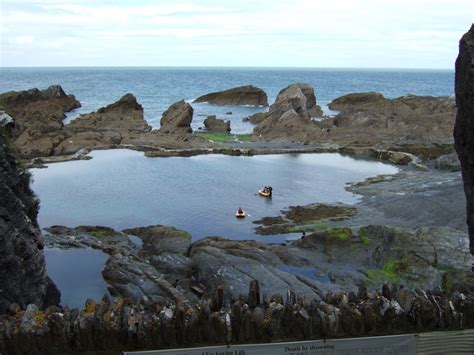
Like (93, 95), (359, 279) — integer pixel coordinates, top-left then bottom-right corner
(193, 85), (268, 106)
(0, 134), (60, 314)
(454, 25), (474, 255)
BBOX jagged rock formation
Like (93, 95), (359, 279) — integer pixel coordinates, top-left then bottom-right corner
(1, 279), (474, 354)
(204, 115), (231, 133)
(0, 133), (60, 314)
(287, 83), (323, 116)
(326, 93), (456, 151)
(159, 100), (193, 134)
(253, 84), (322, 140)
(193, 85), (268, 106)
(55, 93), (152, 155)
(454, 25), (474, 255)
(0, 85), (80, 157)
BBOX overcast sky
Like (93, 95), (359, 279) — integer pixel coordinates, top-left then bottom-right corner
(0, 0), (472, 68)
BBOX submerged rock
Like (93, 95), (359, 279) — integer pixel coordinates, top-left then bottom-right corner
(193, 85), (268, 106)
(454, 25), (474, 255)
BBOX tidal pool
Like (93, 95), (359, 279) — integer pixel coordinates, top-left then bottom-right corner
(31, 149), (397, 242)
(44, 247), (110, 309)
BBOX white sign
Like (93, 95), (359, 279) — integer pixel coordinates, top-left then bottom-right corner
(124, 334), (416, 355)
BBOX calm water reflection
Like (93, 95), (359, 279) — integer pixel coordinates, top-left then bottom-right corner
(44, 247), (110, 308)
(32, 150), (398, 241)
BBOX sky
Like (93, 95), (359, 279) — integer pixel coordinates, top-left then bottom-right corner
(0, 0), (473, 68)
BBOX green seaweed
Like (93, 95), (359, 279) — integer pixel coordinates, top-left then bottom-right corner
(176, 230), (192, 239)
(366, 259), (400, 284)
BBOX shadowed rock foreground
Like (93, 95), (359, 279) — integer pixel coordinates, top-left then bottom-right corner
(0, 134), (60, 314)
(1, 279), (474, 355)
(454, 24), (474, 255)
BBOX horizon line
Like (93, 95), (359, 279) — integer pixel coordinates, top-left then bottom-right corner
(0, 65), (454, 71)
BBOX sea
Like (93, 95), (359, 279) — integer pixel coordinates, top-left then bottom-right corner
(0, 67), (454, 134)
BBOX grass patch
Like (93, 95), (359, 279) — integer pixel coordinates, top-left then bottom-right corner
(288, 221), (328, 233)
(236, 133), (253, 141)
(195, 132), (236, 143)
(195, 132), (254, 143)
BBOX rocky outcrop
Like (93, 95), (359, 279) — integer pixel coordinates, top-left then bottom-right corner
(454, 25), (474, 255)
(328, 92), (385, 111)
(0, 85), (80, 157)
(0, 134), (60, 314)
(193, 85), (268, 106)
(320, 92), (456, 154)
(203, 115), (231, 133)
(54, 93), (151, 155)
(253, 84), (322, 140)
(287, 83), (323, 116)
(1, 280), (474, 354)
(66, 93), (150, 132)
(159, 100), (193, 134)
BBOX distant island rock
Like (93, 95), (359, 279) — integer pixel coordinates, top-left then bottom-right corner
(193, 85), (268, 106)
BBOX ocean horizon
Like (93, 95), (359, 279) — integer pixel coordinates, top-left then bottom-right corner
(0, 66), (455, 133)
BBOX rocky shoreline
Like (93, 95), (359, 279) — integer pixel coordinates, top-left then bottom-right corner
(0, 77), (457, 171)
(2, 25), (474, 354)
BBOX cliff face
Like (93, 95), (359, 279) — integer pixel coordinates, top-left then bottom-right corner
(0, 133), (60, 313)
(454, 25), (474, 255)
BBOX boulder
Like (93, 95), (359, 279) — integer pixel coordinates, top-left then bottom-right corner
(122, 225), (192, 256)
(0, 109), (13, 127)
(454, 24), (474, 255)
(203, 115), (231, 133)
(159, 100), (193, 134)
(253, 84), (321, 140)
(193, 85), (268, 106)
(0, 133), (60, 313)
(286, 83), (323, 116)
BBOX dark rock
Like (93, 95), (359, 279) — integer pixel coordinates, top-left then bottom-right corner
(203, 115), (231, 133)
(0, 133), (60, 313)
(193, 85), (268, 106)
(454, 25), (474, 255)
(159, 100), (193, 134)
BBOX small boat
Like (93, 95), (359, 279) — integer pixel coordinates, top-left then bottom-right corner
(258, 189), (271, 198)
(236, 210), (246, 218)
